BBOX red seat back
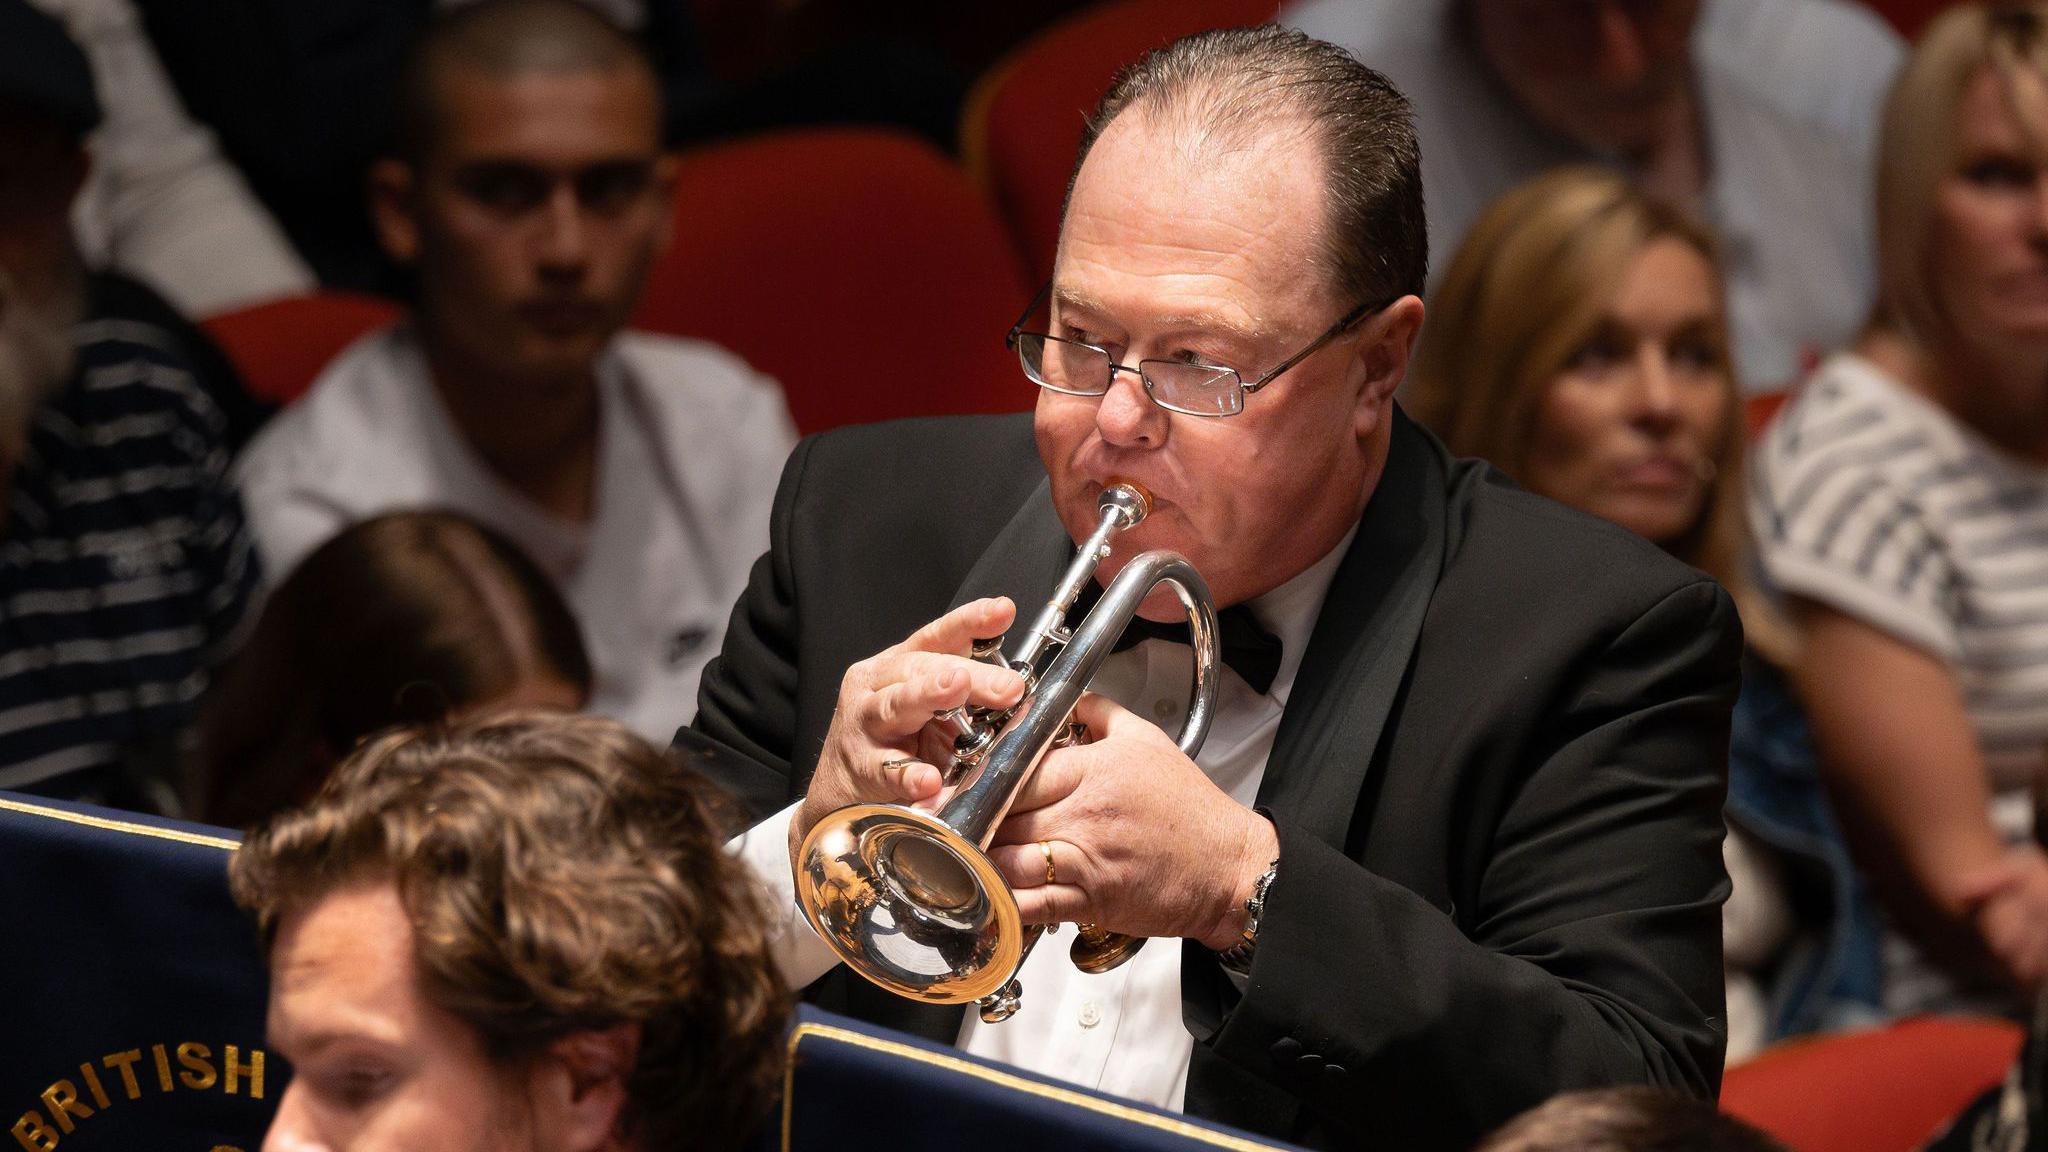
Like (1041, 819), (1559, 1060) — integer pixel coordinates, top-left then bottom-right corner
(635, 128), (1033, 435)
(1745, 390), (1791, 440)
(202, 292), (401, 407)
(961, 0), (1280, 283)
(1720, 1016), (2023, 1152)
(1861, 0), (1963, 37)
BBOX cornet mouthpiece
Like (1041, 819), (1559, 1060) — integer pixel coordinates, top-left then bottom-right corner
(1098, 482), (1151, 528)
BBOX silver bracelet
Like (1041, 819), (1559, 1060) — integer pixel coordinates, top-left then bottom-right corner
(1216, 858), (1279, 975)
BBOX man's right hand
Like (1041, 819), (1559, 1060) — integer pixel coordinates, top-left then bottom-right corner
(789, 596), (1028, 862)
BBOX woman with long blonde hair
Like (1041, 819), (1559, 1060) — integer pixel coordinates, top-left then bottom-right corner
(1410, 165), (1875, 1057)
(1750, 3), (2048, 1017)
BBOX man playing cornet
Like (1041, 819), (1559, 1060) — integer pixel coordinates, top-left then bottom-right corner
(694, 26), (1737, 1152)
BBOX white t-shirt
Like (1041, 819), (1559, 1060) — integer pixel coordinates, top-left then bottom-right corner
(233, 325), (795, 741)
(1285, 0), (1901, 393)
(1750, 351), (2048, 1011)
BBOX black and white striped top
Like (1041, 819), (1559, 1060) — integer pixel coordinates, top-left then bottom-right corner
(0, 317), (257, 800)
(1750, 352), (2048, 818)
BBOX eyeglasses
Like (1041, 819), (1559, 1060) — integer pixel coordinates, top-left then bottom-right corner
(1005, 282), (1390, 418)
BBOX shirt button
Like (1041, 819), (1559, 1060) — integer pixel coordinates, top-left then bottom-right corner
(1078, 1001), (1102, 1028)
(1151, 698), (1176, 721)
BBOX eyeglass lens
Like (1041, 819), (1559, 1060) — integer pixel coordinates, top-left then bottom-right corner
(1016, 335), (1246, 417)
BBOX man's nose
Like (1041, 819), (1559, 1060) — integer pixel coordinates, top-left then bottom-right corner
(1094, 364), (1167, 448)
(535, 184), (591, 272)
(260, 1084), (324, 1152)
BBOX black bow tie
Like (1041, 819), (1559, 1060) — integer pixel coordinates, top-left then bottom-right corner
(1103, 598), (1284, 696)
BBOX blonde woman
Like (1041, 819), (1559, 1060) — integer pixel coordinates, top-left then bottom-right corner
(1409, 166), (1878, 1057)
(1750, 4), (2048, 1017)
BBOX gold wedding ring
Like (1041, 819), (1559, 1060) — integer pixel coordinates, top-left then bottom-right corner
(1040, 840), (1057, 886)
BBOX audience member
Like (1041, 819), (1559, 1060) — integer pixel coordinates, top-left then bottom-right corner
(230, 711), (789, 1152)
(122, 0), (691, 292)
(1285, 0), (1903, 392)
(192, 509), (590, 828)
(1408, 167), (1883, 1059)
(4, 0), (273, 450)
(1750, 2), (2048, 1015)
(1475, 1087), (1789, 1152)
(26, 0), (314, 318)
(0, 2), (258, 807)
(234, 0), (794, 742)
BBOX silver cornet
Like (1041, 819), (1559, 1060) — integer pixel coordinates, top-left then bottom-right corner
(792, 482), (1221, 1022)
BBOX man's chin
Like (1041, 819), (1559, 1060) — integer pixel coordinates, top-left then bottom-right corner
(494, 331), (614, 386)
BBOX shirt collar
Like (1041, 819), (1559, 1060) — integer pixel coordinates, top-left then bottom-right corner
(1247, 523), (1358, 707)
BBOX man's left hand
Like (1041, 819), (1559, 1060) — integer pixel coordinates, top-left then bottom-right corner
(986, 692), (1277, 951)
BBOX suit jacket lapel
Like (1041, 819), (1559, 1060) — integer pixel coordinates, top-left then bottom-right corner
(950, 478), (1073, 616)
(1258, 412), (1448, 850)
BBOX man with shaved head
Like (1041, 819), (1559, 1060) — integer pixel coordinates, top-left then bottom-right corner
(236, 0), (793, 742)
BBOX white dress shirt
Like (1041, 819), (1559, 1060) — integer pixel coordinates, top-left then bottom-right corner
(733, 526), (1356, 1110)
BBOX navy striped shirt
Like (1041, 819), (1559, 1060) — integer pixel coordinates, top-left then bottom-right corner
(0, 315), (257, 800)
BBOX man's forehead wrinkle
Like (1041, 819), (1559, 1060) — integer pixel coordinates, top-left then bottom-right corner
(432, 67), (660, 165)
(1054, 266), (1273, 345)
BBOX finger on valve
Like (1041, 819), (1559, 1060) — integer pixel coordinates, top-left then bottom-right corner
(896, 596), (1017, 658)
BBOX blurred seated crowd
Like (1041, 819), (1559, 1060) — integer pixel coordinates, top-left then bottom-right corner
(3, 0), (2047, 1147)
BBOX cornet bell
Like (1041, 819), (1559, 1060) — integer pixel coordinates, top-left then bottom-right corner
(795, 803), (1023, 1004)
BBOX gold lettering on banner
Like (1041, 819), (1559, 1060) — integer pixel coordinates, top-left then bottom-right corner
(7, 1042), (269, 1147)
(175, 1043), (216, 1092)
(222, 1047), (263, 1099)
(74, 1066), (107, 1112)
(10, 1112), (57, 1152)
(102, 1050), (143, 1101)
(37, 1083), (90, 1134)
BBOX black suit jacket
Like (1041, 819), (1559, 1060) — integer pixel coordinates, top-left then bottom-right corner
(691, 409), (1739, 1151)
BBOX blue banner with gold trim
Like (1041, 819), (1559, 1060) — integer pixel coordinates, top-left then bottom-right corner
(0, 794), (274, 1152)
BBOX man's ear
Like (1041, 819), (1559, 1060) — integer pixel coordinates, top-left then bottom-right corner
(368, 159), (422, 265)
(530, 1024), (640, 1152)
(1352, 295), (1426, 439)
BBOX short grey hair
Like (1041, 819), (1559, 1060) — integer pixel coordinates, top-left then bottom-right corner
(1063, 24), (1428, 307)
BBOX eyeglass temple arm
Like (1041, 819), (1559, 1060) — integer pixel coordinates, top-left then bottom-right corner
(1240, 296), (1391, 395)
(1006, 281), (1056, 346)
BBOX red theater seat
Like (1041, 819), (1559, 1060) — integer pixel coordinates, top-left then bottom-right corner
(1720, 1016), (2023, 1152)
(635, 128), (1033, 436)
(202, 292), (400, 407)
(1746, 390), (1791, 440)
(1863, 0), (1962, 37)
(961, 0), (1281, 283)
